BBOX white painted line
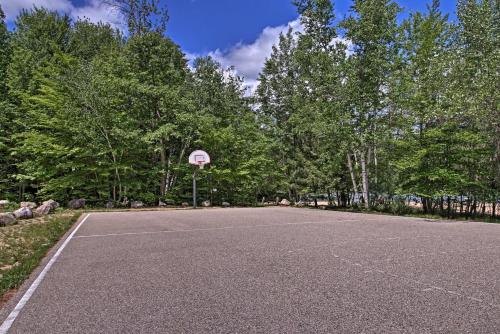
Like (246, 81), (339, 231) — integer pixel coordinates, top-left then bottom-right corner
(447, 290), (462, 296)
(0, 213), (91, 334)
(73, 219), (361, 239)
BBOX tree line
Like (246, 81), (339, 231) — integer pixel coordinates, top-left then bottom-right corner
(0, 0), (498, 218)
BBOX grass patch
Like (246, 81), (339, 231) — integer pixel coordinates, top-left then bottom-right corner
(0, 211), (82, 300)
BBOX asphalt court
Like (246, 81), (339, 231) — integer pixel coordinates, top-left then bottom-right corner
(1, 207), (499, 333)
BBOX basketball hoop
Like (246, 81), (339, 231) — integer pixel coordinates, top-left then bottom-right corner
(189, 150), (210, 169)
(189, 150), (210, 209)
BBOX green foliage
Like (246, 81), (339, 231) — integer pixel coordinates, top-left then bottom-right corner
(0, 1), (498, 218)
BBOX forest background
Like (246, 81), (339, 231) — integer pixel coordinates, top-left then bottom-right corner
(0, 0), (498, 219)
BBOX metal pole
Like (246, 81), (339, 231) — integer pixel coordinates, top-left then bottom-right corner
(193, 169), (197, 209)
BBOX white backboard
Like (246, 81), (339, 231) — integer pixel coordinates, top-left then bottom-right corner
(189, 150), (210, 166)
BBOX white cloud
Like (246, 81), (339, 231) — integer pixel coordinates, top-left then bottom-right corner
(3, 0), (123, 29)
(3, 0), (73, 18)
(189, 18), (304, 95)
(71, 0), (123, 28)
(187, 19), (353, 95)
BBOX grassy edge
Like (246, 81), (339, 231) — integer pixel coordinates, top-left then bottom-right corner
(0, 211), (83, 302)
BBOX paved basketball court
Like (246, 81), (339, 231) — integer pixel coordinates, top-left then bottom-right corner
(1, 207), (499, 333)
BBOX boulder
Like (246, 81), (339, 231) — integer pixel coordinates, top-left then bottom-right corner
(14, 207), (33, 219)
(35, 199), (59, 215)
(106, 201), (114, 209)
(0, 213), (16, 226)
(20, 202), (37, 209)
(43, 199), (59, 210)
(202, 200), (211, 207)
(131, 201), (144, 209)
(181, 202), (189, 208)
(279, 199), (291, 206)
(222, 202), (230, 208)
(158, 201), (167, 207)
(296, 200), (305, 207)
(0, 200), (10, 207)
(35, 203), (52, 215)
(68, 198), (86, 209)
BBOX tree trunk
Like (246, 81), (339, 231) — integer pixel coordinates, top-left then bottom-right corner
(340, 191), (347, 207)
(159, 140), (167, 197)
(447, 196), (451, 218)
(495, 124), (500, 189)
(471, 198), (477, 217)
(373, 145), (378, 186)
(422, 197), (430, 214)
(347, 153), (359, 201)
(359, 150), (369, 209)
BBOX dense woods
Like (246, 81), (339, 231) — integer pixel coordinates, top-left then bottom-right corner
(0, 0), (498, 218)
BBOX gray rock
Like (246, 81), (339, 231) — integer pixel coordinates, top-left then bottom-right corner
(202, 200), (211, 207)
(296, 200), (305, 207)
(106, 201), (114, 209)
(43, 199), (59, 210)
(0, 200), (10, 207)
(35, 204), (52, 215)
(222, 202), (230, 207)
(0, 213), (16, 226)
(181, 202), (189, 208)
(68, 198), (86, 209)
(20, 202), (37, 209)
(158, 201), (167, 207)
(14, 207), (33, 219)
(279, 199), (291, 206)
(131, 201), (144, 209)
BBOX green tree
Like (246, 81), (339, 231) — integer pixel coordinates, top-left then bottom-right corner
(105, 0), (169, 36)
(341, 0), (401, 208)
(394, 0), (456, 213)
(68, 19), (123, 62)
(454, 0), (499, 215)
(257, 29), (299, 200)
(0, 4), (9, 99)
(0, 4), (13, 197)
(191, 57), (278, 205)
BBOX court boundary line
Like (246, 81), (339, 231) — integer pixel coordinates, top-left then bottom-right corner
(72, 219), (377, 239)
(0, 213), (91, 334)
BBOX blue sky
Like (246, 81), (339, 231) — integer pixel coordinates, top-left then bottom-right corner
(163, 0), (456, 54)
(4, 0), (457, 91)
